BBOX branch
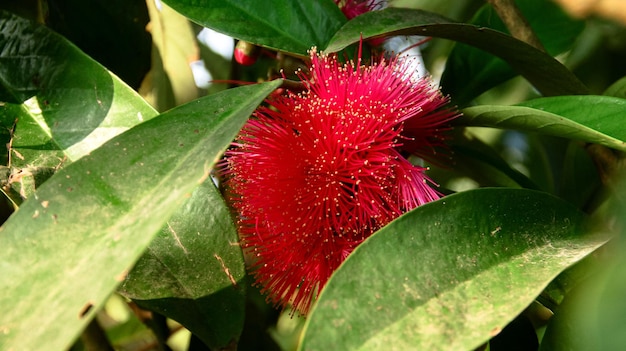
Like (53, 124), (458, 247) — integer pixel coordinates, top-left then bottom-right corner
(486, 0), (546, 52)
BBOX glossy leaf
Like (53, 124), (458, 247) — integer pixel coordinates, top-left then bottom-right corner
(440, 0), (585, 106)
(162, 0), (346, 55)
(0, 10), (158, 202)
(0, 10), (157, 157)
(324, 8), (587, 98)
(300, 188), (607, 351)
(519, 95), (626, 143)
(45, 0), (151, 90)
(459, 101), (626, 151)
(604, 76), (626, 98)
(0, 80), (282, 351)
(119, 180), (246, 349)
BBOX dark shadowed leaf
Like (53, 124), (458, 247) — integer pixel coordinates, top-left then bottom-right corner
(0, 80), (281, 351)
(325, 8), (587, 99)
(540, 176), (626, 351)
(440, 0), (585, 106)
(300, 189), (607, 351)
(119, 180), (246, 349)
(426, 128), (539, 191)
(45, 0), (151, 90)
(162, 0), (346, 55)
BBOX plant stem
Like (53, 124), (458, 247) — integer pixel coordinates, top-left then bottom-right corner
(486, 0), (546, 52)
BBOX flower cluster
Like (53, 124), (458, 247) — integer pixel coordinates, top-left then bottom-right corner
(224, 48), (458, 315)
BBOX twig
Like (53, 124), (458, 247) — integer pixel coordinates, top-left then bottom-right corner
(486, 0), (546, 52)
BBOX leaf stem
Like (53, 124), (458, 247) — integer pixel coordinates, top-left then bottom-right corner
(486, 0), (546, 52)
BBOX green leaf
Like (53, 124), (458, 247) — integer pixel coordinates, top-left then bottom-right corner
(540, 176), (626, 351)
(299, 188), (608, 351)
(429, 129), (539, 190)
(45, 0), (151, 90)
(161, 0), (346, 55)
(440, 0), (585, 105)
(604, 76), (626, 98)
(519, 95), (626, 144)
(119, 180), (246, 349)
(324, 7), (588, 99)
(142, 1), (202, 111)
(0, 10), (158, 200)
(0, 80), (282, 351)
(459, 101), (626, 152)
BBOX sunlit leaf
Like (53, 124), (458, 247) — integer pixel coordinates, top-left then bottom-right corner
(0, 80), (282, 351)
(0, 10), (157, 159)
(459, 99), (626, 151)
(141, 1), (200, 112)
(0, 10), (158, 202)
(518, 96), (626, 143)
(162, 0), (346, 55)
(300, 188), (607, 351)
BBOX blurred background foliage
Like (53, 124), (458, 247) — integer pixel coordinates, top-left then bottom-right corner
(0, 0), (625, 350)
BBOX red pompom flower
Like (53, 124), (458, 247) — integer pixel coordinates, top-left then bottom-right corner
(334, 0), (383, 19)
(224, 47), (458, 315)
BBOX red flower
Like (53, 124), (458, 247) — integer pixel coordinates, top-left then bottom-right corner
(334, 0), (383, 19)
(224, 48), (458, 315)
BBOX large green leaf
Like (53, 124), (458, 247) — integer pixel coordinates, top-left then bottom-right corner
(299, 188), (607, 351)
(119, 180), (246, 349)
(162, 0), (346, 55)
(459, 101), (626, 152)
(0, 10), (157, 157)
(440, 0), (585, 106)
(324, 7), (588, 99)
(0, 10), (158, 201)
(0, 80), (281, 351)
